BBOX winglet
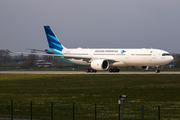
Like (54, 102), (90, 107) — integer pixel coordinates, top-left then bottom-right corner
(6, 49), (11, 53)
(6, 49), (20, 54)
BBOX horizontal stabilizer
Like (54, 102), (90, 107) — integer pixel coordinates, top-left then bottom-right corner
(25, 48), (46, 52)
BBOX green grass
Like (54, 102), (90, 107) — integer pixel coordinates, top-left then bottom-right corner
(0, 74), (180, 119)
(0, 74), (179, 105)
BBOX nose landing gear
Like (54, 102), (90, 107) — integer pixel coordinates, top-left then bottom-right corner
(155, 66), (160, 73)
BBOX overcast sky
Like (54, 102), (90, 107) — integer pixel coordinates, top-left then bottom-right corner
(0, 0), (180, 53)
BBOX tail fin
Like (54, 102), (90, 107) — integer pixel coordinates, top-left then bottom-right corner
(44, 26), (66, 51)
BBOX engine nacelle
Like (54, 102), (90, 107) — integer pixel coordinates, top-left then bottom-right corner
(131, 66), (148, 70)
(91, 59), (109, 70)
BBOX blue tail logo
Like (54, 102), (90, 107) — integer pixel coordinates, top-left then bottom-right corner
(44, 26), (64, 51)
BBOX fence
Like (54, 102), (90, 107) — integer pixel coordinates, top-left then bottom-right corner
(0, 101), (180, 120)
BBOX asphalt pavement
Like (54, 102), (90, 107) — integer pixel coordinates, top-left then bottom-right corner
(0, 71), (180, 74)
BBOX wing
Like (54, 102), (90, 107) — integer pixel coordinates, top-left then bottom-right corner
(7, 49), (61, 57)
(7, 49), (119, 63)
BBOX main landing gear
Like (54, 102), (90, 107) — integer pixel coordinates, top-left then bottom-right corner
(155, 66), (160, 73)
(86, 68), (97, 73)
(86, 67), (120, 73)
(109, 68), (120, 73)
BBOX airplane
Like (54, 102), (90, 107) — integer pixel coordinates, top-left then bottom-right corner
(7, 26), (174, 73)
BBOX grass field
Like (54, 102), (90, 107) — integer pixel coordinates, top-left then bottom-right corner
(0, 74), (180, 105)
(0, 74), (180, 119)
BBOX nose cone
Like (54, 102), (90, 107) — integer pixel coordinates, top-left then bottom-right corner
(167, 55), (174, 63)
(172, 56), (174, 60)
(170, 55), (174, 61)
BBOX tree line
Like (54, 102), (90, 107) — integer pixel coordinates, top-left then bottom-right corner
(0, 50), (74, 67)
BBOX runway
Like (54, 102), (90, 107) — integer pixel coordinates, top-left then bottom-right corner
(0, 71), (180, 74)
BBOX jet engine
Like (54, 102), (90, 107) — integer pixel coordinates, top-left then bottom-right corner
(91, 59), (109, 70)
(131, 66), (148, 70)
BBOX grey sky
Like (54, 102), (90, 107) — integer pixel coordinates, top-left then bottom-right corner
(0, 0), (180, 53)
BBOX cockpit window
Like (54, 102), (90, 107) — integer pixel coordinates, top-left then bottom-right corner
(162, 53), (171, 56)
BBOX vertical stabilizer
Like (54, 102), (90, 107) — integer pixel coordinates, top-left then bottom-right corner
(44, 26), (66, 51)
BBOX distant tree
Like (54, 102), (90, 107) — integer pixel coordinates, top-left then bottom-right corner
(43, 56), (53, 62)
(19, 54), (25, 62)
(0, 50), (11, 64)
(174, 55), (180, 68)
(27, 50), (38, 67)
(52, 57), (74, 66)
(176, 54), (180, 59)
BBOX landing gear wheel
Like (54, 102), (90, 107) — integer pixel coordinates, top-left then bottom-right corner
(155, 66), (160, 73)
(109, 68), (120, 73)
(116, 69), (120, 72)
(156, 69), (160, 73)
(86, 69), (97, 73)
(86, 69), (90, 73)
(113, 69), (117, 72)
(90, 69), (94, 73)
(109, 69), (113, 73)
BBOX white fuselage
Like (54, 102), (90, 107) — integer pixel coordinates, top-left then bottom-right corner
(61, 48), (173, 67)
